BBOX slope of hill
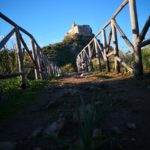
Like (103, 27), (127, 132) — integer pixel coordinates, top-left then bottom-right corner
(42, 24), (94, 70)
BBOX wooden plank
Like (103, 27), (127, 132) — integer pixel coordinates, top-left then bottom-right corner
(94, 38), (105, 59)
(15, 27), (26, 88)
(78, 38), (95, 56)
(88, 44), (92, 58)
(107, 28), (112, 53)
(0, 12), (33, 38)
(41, 54), (48, 78)
(111, 20), (120, 73)
(95, 0), (128, 37)
(0, 72), (24, 79)
(83, 48), (89, 59)
(0, 12), (42, 58)
(0, 28), (15, 50)
(112, 0), (129, 19)
(36, 46), (42, 79)
(31, 38), (40, 80)
(113, 20), (134, 50)
(115, 56), (133, 72)
(87, 45), (94, 71)
(102, 29), (110, 72)
(107, 51), (114, 57)
(129, 0), (143, 75)
(19, 33), (37, 67)
(94, 38), (102, 71)
(76, 1), (129, 69)
(138, 16), (150, 43)
(140, 39), (150, 48)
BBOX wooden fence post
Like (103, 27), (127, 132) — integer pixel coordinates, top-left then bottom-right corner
(94, 38), (102, 71)
(102, 29), (110, 72)
(15, 27), (26, 88)
(111, 20), (120, 73)
(88, 45), (93, 71)
(129, 0), (143, 75)
(30, 38), (40, 80)
(36, 46), (42, 79)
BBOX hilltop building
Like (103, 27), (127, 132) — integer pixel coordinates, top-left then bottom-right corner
(67, 22), (93, 36)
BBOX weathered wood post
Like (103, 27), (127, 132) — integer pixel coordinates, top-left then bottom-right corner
(111, 20), (120, 73)
(36, 46), (42, 79)
(94, 38), (102, 72)
(84, 51), (88, 72)
(102, 29), (110, 72)
(88, 45), (93, 71)
(76, 56), (80, 72)
(30, 38), (40, 80)
(129, 0), (143, 75)
(15, 27), (26, 88)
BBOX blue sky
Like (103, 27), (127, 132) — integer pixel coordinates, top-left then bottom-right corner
(0, 0), (150, 51)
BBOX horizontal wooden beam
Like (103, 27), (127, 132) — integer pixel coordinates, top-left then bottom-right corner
(0, 72), (24, 79)
(0, 28), (15, 50)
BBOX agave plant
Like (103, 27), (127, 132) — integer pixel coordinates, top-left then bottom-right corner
(76, 96), (96, 150)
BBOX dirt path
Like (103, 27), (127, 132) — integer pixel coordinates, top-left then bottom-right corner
(0, 73), (150, 150)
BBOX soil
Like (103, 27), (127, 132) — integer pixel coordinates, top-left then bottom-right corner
(0, 72), (150, 150)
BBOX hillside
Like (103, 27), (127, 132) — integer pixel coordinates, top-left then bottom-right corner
(42, 24), (94, 70)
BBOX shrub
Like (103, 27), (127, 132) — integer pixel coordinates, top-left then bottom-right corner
(61, 64), (74, 73)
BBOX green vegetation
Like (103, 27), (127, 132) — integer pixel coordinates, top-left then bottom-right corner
(42, 34), (94, 70)
(61, 63), (75, 73)
(0, 48), (36, 79)
(47, 94), (114, 150)
(91, 46), (150, 73)
(0, 78), (53, 120)
(0, 48), (18, 73)
(142, 46), (150, 70)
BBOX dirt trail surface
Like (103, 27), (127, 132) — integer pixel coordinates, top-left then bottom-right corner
(0, 73), (150, 150)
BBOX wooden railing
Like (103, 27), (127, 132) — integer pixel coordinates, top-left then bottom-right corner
(0, 12), (61, 87)
(76, 0), (150, 75)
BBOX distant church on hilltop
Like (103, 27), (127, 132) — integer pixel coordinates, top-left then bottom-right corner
(67, 22), (93, 36)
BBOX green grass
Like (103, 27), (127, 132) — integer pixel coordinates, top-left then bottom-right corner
(0, 78), (53, 120)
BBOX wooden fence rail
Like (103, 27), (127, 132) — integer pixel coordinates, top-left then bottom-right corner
(0, 12), (61, 87)
(76, 0), (150, 75)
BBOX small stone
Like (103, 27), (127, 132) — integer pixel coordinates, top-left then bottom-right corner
(127, 123), (136, 130)
(80, 72), (91, 77)
(0, 141), (16, 150)
(92, 128), (102, 138)
(44, 118), (66, 136)
(32, 127), (43, 137)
